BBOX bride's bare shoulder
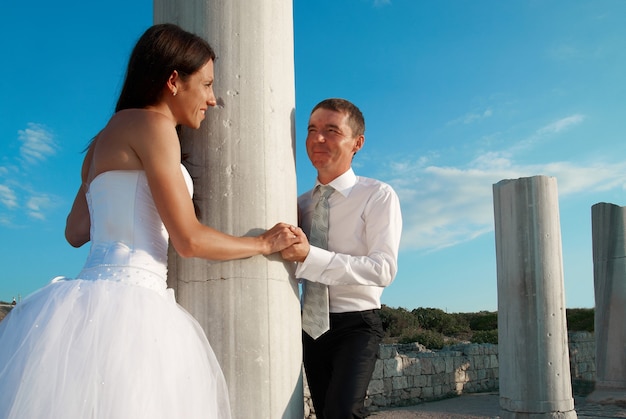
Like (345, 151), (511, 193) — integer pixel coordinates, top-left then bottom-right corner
(111, 108), (174, 126)
(104, 109), (177, 141)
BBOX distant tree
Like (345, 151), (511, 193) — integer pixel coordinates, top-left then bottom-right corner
(411, 307), (469, 336)
(411, 307), (447, 331)
(400, 329), (445, 349)
(566, 308), (594, 332)
(470, 330), (498, 344)
(377, 306), (594, 349)
(462, 311), (498, 331)
(379, 305), (419, 340)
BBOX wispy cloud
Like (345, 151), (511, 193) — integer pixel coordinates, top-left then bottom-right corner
(0, 215), (12, 227)
(548, 41), (607, 62)
(0, 124), (61, 226)
(26, 195), (54, 220)
(378, 114), (626, 252)
(18, 123), (56, 164)
(549, 44), (582, 61)
(447, 108), (493, 125)
(389, 155), (626, 252)
(537, 114), (585, 135)
(0, 184), (18, 209)
(511, 114), (585, 152)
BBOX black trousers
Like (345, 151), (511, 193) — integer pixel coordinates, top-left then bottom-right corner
(303, 310), (384, 419)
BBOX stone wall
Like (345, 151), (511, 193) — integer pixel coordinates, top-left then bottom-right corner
(365, 341), (499, 412)
(304, 332), (596, 418)
(568, 331), (596, 395)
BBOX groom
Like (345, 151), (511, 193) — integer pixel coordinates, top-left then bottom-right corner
(283, 98), (402, 418)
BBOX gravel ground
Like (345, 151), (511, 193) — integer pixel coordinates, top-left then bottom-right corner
(368, 393), (626, 419)
(369, 393), (500, 419)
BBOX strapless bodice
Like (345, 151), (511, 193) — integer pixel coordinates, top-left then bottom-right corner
(77, 167), (192, 292)
(0, 165), (231, 419)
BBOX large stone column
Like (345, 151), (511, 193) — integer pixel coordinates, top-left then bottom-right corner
(493, 176), (576, 419)
(154, 2), (303, 418)
(588, 203), (626, 405)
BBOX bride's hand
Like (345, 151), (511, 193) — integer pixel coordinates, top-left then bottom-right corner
(260, 223), (303, 255)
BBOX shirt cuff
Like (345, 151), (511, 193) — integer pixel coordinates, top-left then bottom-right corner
(295, 245), (333, 283)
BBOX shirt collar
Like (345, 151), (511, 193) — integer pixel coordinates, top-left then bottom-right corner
(314, 168), (357, 198)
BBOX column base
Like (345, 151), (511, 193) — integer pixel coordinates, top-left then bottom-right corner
(500, 410), (577, 419)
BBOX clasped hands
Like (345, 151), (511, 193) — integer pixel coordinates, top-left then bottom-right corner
(261, 222), (309, 262)
(281, 225), (309, 263)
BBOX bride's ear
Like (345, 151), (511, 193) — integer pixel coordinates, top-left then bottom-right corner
(166, 70), (180, 97)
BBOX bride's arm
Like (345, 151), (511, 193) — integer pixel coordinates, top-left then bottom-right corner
(135, 115), (299, 260)
(65, 184), (90, 247)
(65, 143), (95, 247)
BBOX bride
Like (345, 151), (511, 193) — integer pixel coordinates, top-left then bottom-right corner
(0, 23), (300, 419)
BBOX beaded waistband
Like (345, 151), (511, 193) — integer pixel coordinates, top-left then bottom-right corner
(75, 265), (167, 295)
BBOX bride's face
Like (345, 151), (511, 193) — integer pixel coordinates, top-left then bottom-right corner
(175, 60), (217, 129)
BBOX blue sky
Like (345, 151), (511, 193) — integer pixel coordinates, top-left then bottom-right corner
(1, 1), (626, 313)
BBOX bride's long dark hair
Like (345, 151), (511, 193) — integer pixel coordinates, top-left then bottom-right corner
(116, 23), (216, 112)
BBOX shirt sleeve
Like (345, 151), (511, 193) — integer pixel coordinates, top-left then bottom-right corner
(295, 185), (402, 287)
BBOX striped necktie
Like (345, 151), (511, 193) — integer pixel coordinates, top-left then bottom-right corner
(302, 185), (334, 339)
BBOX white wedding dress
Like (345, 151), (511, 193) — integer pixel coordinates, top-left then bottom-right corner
(0, 167), (231, 419)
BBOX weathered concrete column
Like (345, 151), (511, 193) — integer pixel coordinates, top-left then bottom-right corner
(588, 203), (626, 405)
(493, 176), (576, 419)
(154, 2), (302, 418)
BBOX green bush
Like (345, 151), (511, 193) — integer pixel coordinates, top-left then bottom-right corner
(400, 329), (445, 349)
(411, 307), (469, 336)
(378, 306), (594, 347)
(463, 311), (498, 331)
(470, 329), (498, 344)
(397, 326), (421, 344)
(566, 308), (594, 332)
(379, 305), (419, 339)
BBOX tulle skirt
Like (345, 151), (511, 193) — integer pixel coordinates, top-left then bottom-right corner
(0, 277), (231, 419)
